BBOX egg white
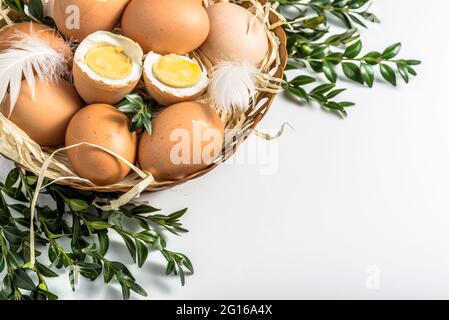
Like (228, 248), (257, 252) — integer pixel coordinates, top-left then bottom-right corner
(75, 31), (143, 86)
(144, 52), (208, 98)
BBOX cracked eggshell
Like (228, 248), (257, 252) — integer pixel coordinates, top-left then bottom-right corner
(143, 52), (208, 106)
(72, 31), (143, 105)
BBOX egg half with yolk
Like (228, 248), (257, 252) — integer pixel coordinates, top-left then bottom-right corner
(73, 31), (143, 105)
(143, 53), (208, 106)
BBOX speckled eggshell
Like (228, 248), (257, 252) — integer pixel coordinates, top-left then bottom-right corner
(72, 62), (139, 105)
(121, 0), (209, 54)
(138, 102), (224, 181)
(143, 71), (206, 106)
(54, 0), (130, 42)
(200, 3), (269, 66)
(0, 22), (73, 63)
(2, 79), (83, 146)
(65, 104), (137, 186)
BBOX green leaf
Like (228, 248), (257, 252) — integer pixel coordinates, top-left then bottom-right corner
(397, 63), (409, 83)
(382, 43), (401, 60)
(287, 86), (309, 103)
(81, 243), (98, 256)
(36, 289), (58, 300)
(331, 11), (352, 28)
(339, 102), (356, 108)
(344, 40), (362, 59)
(69, 268), (76, 291)
(13, 269), (36, 290)
(26, 175), (38, 186)
(35, 262), (59, 278)
(357, 11), (380, 23)
(119, 281), (131, 300)
(132, 205), (161, 215)
(68, 199), (89, 212)
(380, 63), (397, 86)
(326, 88), (346, 99)
(103, 263), (114, 283)
(135, 240), (148, 268)
(310, 83), (336, 95)
(323, 60), (337, 83)
(2, 276), (13, 296)
(5, 168), (19, 188)
(97, 231), (109, 256)
(179, 254), (194, 273)
(89, 221), (113, 230)
(348, 13), (367, 28)
(362, 52), (382, 65)
(0, 255), (5, 273)
(405, 60), (421, 66)
(309, 45), (328, 59)
(119, 233), (137, 263)
(129, 281), (148, 297)
(348, 0), (370, 10)
(28, 0), (44, 19)
(309, 93), (327, 104)
(290, 75), (316, 86)
(342, 62), (363, 84)
(165, 259), (175, 275)
(360, 63), (374, 88)
(2, 225), (23, 244)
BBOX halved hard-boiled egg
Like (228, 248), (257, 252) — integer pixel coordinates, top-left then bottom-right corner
(143, 52), (208, 106)
(73, 31), (143, 105)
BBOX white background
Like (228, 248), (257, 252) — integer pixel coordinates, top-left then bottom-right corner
(1, 0), (449, 300)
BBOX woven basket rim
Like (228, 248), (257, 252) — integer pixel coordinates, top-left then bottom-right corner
(0, 0), (288, 193)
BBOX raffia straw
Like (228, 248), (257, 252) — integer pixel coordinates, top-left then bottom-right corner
(0, 1), (14, 27)
(29, 142), (154, 268)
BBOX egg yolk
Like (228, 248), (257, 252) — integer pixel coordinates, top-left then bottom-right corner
(85, 46), (132, 80)
(152, 55), (201, 89)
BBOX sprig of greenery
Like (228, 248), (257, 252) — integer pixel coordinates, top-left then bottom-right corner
(116, 93), (154, 134)
(0, 166), (193, 300)
(272, 0), (421, 117)
(3, 0), (55, 26)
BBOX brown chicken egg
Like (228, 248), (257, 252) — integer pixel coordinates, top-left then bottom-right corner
(138, 102), (224, 181)
(121, 0), (209, 55)
(0, 22), (73, 63)
(65, 104), (137, 186)
(54, 0), (130, 42)
(200, 3), (269, 66)
(1, 78), (83, 146)
(143, 52), (208, 106)
(72, 31), (143, 105)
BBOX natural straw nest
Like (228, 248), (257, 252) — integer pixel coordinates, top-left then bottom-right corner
(0, 0), (288, 192)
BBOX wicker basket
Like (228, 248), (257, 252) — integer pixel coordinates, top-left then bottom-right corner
(0, 0), (288, 193)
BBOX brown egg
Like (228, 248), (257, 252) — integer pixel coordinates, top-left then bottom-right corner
(200, 3), (269, 66)
(65, 104), (137, 186)
(121, 0), (209, 55)
(138, 102), (224, 181)
(0, 22), (73, 63)
(2, 79), (83, 146)
(54, 0), (130, 42)
(72, 32), (143, 105)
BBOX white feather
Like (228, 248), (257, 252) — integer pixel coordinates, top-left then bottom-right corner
(209, 62), (258, 113)
(0, 32), (68, 116)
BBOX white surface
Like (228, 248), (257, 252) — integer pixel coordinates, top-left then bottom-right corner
(2, 0), (449, 300)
